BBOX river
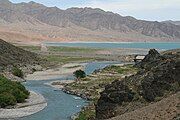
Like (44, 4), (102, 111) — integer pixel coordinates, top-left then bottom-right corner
(20, 61), (120, 120)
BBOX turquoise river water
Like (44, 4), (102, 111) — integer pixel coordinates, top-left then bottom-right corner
(20, 61), (120, 120)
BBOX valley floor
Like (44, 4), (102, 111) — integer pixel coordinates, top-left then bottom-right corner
(25, 63), (86, 81)
(5, 43), (178, 120)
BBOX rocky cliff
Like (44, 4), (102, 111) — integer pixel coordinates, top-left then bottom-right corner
(96, 49), (180, 119)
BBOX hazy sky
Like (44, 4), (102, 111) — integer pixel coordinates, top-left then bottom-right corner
(10, 0), (180, 21)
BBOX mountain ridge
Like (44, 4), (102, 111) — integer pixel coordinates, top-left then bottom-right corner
(0, 0), (180, 42)
(163, 20), (180, 26)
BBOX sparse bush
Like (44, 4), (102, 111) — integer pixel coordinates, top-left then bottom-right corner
(12, 66), (24, 78)
(32, 68), (37, 73)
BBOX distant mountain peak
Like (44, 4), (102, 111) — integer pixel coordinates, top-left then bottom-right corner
(26, 1), (44, 7)
(28, 1), (37, 4)
(162, 20), (180, 26)
(0, 0), (11, 4)
(66, 7), (104, 12)
(0, 0), (180, 42)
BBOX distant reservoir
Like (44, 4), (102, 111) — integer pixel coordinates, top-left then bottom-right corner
(45, 42), (180, 50)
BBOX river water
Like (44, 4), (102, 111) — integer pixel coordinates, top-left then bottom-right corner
(20, 61), (120, 120)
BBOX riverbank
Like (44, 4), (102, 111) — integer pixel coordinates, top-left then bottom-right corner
(45, 80), (74, 90)
(50, 64), (138, 119)
(55, 64), (137, 99)
(25, 63), (86, 81)
(0, 91), (47, 119)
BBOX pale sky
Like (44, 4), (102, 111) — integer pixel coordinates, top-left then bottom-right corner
(10, 0), (180, 21)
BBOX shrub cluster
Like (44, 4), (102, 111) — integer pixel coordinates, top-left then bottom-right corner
(0, 75), (29, 108)
(73, 70), (86, 79)
(12, 66), (24, 78)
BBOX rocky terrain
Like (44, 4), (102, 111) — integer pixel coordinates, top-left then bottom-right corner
(0, 39), (46, 80)
(96, 49), (180, 119)
(0, 39), (43, 68)
(109, 92), (180, 120)
(163, 20), (180, 26)
(50, 63), (138, 120)
(0, 0), (180, 43)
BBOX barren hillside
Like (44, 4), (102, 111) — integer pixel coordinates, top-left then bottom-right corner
(0, 0), (180, 43)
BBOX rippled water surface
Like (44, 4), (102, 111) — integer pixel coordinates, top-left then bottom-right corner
(21, 61), (120, 120)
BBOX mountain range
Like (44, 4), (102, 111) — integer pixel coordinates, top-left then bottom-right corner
(0, 0), (180, 43)
(163, 20), (180, 26)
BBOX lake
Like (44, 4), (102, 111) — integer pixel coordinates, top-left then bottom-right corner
(45, 42), (180, 50)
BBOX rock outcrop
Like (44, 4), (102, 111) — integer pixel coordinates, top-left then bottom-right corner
(135, 49), (161, 69)
(96, 49), (180, 119)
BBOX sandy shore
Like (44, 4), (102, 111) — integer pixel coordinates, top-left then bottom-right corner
(25, 63), (86, 81)
(0, 91), (47, 119)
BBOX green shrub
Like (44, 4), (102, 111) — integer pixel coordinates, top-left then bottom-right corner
(0, 75), (29, 108)
(75, 107), (95, 120)
(73, 70), (86, 79)
(11, 88), (28, 103)
(13, 82), (29, 96)
(0, 93), (16, 108)
(12, 67), (24, 78)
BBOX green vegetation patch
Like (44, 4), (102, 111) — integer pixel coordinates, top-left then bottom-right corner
(66, 64), (138, 120)
(12, 66), (24, 78)
(102, 64), (138, 74)
(45, 55), (94, 63)
(48, 46), (98, 52)
(19, 46), (41, 51)
(67, 65), (138, 101)
(0, 75), (29, 108)
(76, 106), (95, 120)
